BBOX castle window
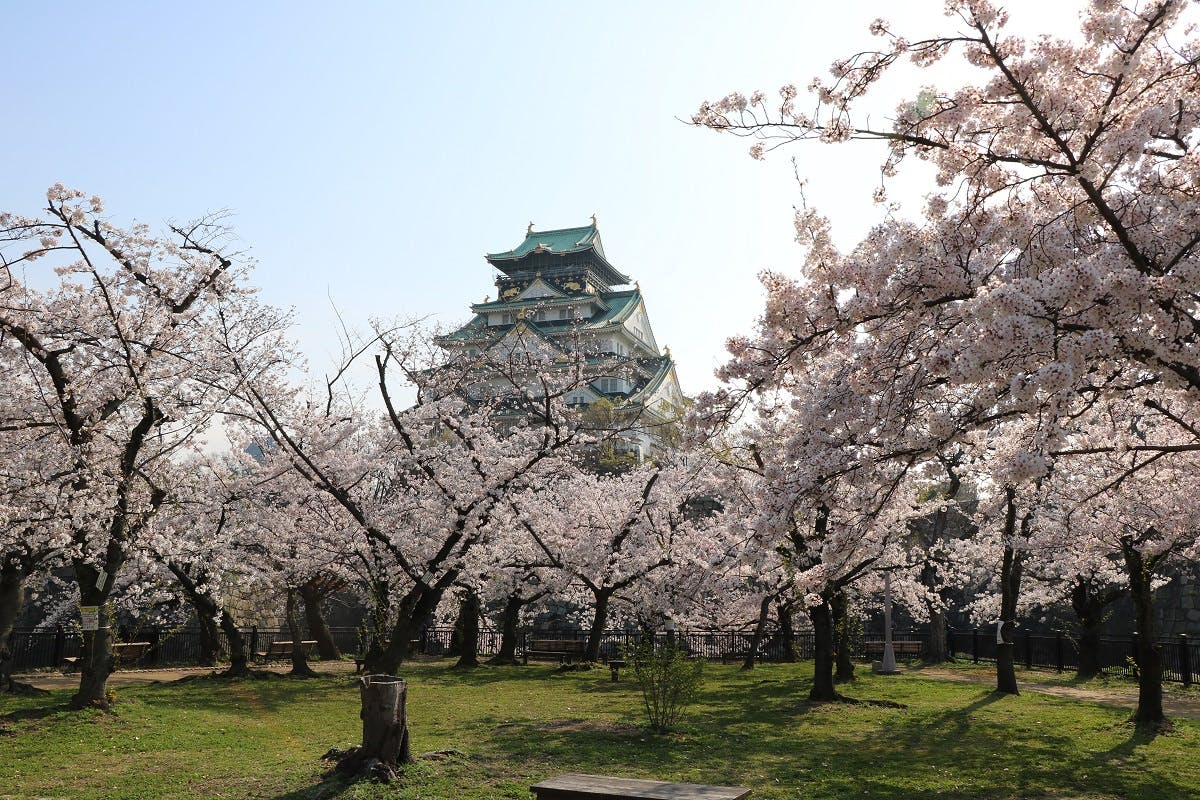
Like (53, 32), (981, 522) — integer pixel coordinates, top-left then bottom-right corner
(595, 377), (628, 394)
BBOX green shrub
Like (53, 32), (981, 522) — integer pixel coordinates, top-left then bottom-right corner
(624, 640), (703, 732)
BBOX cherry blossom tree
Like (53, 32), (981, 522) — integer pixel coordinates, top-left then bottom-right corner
(693, 0), (1200, 725)
(0, 186), (286, 708)
(514, 462), (715, 662)
(224, 326), (588, 675)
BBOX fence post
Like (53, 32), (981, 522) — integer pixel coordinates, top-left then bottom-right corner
(946, 626), (954, 662)
(148, 627), (161, 667)
(1024, 630), (1033, 669)
(972, 627), (979, 664)
(1055, 630), (1064, 673)
(52, 624), (65, 668)
(1180, 634), (1192, 688)
(249, 625), (259, 660)
(420, 626), (429, 655)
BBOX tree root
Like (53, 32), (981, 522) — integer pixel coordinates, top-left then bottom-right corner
(2, 681), (49, 696)
(1130, 716), (1174, 735)
(322, 745), (403, 784)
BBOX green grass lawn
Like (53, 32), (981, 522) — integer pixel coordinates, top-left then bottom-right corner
(3, 660), (1198, 800)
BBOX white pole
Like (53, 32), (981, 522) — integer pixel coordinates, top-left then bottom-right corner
(881, 572), (898, 673)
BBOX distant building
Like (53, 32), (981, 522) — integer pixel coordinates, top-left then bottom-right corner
(437, 220), (684, 462)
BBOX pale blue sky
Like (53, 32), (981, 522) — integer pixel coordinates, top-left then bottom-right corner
(2, 1), (1083, 393)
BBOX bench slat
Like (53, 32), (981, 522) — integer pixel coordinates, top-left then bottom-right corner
(532, 773), (750, 800)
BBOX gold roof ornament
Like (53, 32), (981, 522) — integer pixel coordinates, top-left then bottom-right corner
(527, 221), (534, 234)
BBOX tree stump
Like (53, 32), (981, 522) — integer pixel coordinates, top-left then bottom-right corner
(334, 674), (411, 782)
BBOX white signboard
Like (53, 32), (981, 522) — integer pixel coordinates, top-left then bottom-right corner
(80, 605), (100, 632)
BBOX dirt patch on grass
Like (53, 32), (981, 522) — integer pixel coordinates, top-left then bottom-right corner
(525, 718), (639, 735)
(912, 667), (1200, 719)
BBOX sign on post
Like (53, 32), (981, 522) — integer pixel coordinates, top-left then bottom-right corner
(79, 605), (100, 631)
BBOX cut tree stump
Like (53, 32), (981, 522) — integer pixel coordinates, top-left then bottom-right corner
(333, 674), (411, 782)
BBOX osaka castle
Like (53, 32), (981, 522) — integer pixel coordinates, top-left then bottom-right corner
(437, 220), (684, 462)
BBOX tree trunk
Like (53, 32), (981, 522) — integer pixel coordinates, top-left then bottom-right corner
(196, 606), (222, 667)
(743, 595), (772, 670)
(335, 674), (411, 782)
(585, 590), (612, 662)
(219, 610), (251, 677)
(362, 580), (392, 672)
(489, 594), (524, 665)
(1122, 538), (1165, 726)
(372, 582), (447, 675)
(285, 587), (316, 677)
(299, 582), (341, 661)
(925, 605), (948, 665)
(1070, 578), (1124, 681)
(70, 559), (119, 710)
(166, 561), (230, 668)
(777, 601), (797, 662)
(831, 591), (855, 683)
(995, 489), (1022, 695)
(453, 589), (481, 669)
(808, 600), (837, 702)
(73, 623), (115, 708)
(0, 560), (25, 691)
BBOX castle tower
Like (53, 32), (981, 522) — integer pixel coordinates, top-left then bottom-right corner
(437, 220), (684, 461)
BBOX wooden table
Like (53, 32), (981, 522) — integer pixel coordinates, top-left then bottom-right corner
(531, 773), (751, 799)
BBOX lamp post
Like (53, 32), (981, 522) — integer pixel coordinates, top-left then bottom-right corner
(878, 572), (899, 674)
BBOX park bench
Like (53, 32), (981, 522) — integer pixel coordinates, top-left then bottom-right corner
(525, 639), (590, 665)
(864, 640), (923, 660)
(62, 641), (152, 671)
(112, 641), (152, 667)
(254, 639), (317, 662)
(532, 773), (750, 799)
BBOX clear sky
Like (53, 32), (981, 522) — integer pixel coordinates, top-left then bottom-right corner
(2, 1), (1085, 395)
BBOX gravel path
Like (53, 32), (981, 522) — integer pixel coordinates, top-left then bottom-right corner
(14, 658), (358, 690)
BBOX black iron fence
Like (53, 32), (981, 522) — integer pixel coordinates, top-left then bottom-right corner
(5, 625), (362, 672)
(947, 628), (1198, 686)
(7, 622), (1196, 686)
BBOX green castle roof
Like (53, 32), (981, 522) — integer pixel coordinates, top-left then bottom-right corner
(441, 289), (642, 344)
(486, 222), (629, 286)
(486, 224), (602, 261)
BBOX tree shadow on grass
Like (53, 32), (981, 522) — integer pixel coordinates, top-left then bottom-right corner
(0, 701), (73, 724)
(269, 773), (354, 800)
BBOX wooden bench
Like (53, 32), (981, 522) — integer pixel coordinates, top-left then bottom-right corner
(254, 640), (317, 661)
(525, 639), (590, 664)
(113, 641), (152, 667)
(864, 640), (923, 659)
(532, 773), (750, 799)
(63, 641), (152, 671)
